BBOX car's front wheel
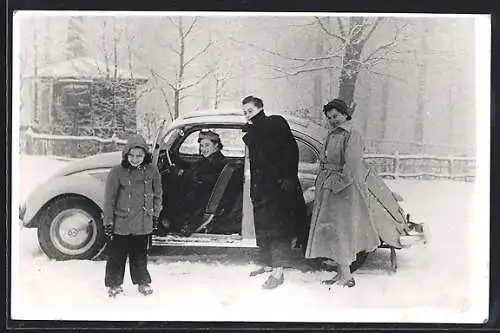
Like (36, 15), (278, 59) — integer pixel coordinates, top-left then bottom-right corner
(37, 196), (106, 260)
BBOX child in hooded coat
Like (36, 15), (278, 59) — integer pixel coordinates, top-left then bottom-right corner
(103, 134), (162, 297)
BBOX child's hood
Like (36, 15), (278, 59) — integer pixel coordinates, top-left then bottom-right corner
(122, 134), (149, 158)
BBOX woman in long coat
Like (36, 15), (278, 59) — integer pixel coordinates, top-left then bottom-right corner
(305, 99), (382, 288)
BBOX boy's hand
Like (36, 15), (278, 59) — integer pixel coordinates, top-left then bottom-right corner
(104, 224), (114, 238)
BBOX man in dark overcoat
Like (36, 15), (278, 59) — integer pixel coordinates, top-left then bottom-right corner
(241, 95), (308, 289)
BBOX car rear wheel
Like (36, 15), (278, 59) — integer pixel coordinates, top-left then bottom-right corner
(37, 196), (106, 260)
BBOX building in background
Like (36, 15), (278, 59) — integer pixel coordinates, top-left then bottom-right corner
(21, 57), (147, 139)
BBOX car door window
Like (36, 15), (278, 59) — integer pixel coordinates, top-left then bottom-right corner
(178, 128), (246, 158)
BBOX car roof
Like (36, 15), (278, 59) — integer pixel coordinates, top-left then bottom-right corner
(171, 109), (327, 143)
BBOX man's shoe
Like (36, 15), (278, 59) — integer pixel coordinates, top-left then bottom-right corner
(107, 285), (123, 298)
(249, 266), (271, 277)
(262, 275), (284, 289)
(138, 284), (153, 296)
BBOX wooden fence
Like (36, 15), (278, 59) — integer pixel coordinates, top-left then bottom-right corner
(363, 153), (475, 182)
(22, 128), (131, 158)
(20, 129), (476, 181)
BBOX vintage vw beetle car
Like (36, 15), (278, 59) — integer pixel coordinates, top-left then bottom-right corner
(20, 109), (426, 272)
(20, 110), (323, 261)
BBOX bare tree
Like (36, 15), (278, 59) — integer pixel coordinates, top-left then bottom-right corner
(33, 21), (39, 125)
(146, 16), (215, 118)
(379, 63), (391, 139)
(124, 22), (135, 79)
(314, 17), (410, 106)
(234, 16), (411, 108)
(413, 21), (432, 150)
(139, 111), (161, 141)
(213, 69), (233, 109)
(18, 41), (28, 122)
(148, 71), (174, 122)
(43, 18), (52, 65)
(210, 40), (234, 109)
(112, 17), (122, 80)
(101, 18), (111, 78)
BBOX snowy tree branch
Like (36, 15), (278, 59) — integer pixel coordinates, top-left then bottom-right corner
(348, 21), (366, 44)
(362, 17), (383, 43)
(149, 79), (174, 122)
(269, 64), (342, 77)
(183, 17), (198, 39)
(136, 85), (155, 101)
(159, 41), (181, 55)
(314, 16), (346, 43)
(362, 23), (409, 64)
(167, 16), (176, 27)
(336, 17), (346, 37)
(230, 37), (341, 62)
(184, 40), (214, 68)
(180, 68), (215, 91)
(148, 67), (177, 91)
(363, 68), (410, 84)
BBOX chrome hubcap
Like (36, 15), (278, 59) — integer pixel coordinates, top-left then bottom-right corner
(50, 208), (97, 256)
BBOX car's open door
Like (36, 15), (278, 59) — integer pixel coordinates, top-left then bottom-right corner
(152, 119), (167, 167)
(241, 145), (256, 241)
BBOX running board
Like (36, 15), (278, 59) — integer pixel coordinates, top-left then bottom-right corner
(151, 233), (258, 248)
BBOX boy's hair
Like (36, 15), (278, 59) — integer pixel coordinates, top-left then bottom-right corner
(242, 95), (264, 109)
(121, 147), (153, 169)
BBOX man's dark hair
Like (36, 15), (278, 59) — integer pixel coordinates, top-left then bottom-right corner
(242, 95), (264, 109)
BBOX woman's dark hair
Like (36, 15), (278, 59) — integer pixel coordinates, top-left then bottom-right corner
(121, 148), (152, 169)
(323, 99), (352, 121)
(242, 95), (264, 109)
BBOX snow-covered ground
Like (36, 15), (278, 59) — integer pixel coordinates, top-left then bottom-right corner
(12, 154), (488, 323)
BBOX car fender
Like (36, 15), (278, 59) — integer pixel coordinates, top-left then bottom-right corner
(23, 175), (105, 227)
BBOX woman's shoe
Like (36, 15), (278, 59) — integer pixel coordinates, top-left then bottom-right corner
(138, 284), (153, 296)
(321, 275), (340, 285)
(339, 278), (356, 288)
